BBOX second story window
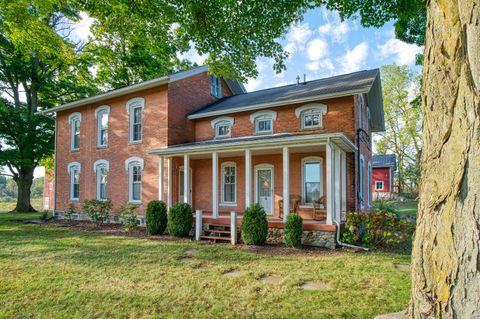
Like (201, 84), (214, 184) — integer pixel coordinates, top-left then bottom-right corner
(68, 112), (82, 151)
(211, 116), (234, 139)
(250, 110), (277, 135)
(295, 104), (328, 130)
(211, 75), (222, 98)
(127, 98), (144, 144)
(95, 106), (110, 147)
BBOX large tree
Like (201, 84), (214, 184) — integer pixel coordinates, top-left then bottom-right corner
(376, 64), (422, 194)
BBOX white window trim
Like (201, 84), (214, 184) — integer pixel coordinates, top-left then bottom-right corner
(95, 105), (110, 148)
(295, 103), (327, 130)
(67, 162), (81, 201)
(94, 159), (109, 200)
(220, 161), (237, 206)
(125, 156), (144, 203)
(211, 116), (234, 139)
(301, 156), (323, 206)
(359, 154), (365, 209)
(367, 161), (372, 208)
(211, 75), (222, 98)
(68, 112), (82, 151)
(250, 110), (277, 135)
(375, 181), (384, 191)
(126, 97), (145, 144)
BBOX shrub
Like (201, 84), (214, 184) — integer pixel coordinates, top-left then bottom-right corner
(373, 200), (399, 216)
(284, 212), (303, 247)
(342, 210), (414, 248)
(167, 202), (193, 237)
(40, 210), (49, 220)
(241, 203), (268, 245)
(82, 199), (112, 225)
(118, 203), (140, 231)
(64, 203), (76, 221)
(146, 200), (168, 235)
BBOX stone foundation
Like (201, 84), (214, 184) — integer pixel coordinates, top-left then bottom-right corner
(267, 228), (337, 249)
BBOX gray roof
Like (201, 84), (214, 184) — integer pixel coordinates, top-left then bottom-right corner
(373, 154), (397, 169)
(188, 69), (384, 132)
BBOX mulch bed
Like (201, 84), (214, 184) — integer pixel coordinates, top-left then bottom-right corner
(33, 218), (360, 257)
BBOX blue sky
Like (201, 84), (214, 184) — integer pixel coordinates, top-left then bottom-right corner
(178, 8), (423, 92)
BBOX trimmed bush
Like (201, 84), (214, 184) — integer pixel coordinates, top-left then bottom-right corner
(167, 202), (193, 237)
(241, 203), (268, 245)
(118, 203), (140, 231)
(342, 210), (414, 248)
(146, 200), (167, 235)
(82, 199), (111, 225)
(284, 212), (303, 247)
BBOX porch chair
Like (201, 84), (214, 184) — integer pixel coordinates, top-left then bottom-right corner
(312, 196), (327, 220)
(278, 195), (301, 219)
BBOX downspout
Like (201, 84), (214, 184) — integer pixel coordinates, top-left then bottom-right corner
(53, 115), (58, 215)
(335, 221), (369, 251)
(356, 128), (361, 210)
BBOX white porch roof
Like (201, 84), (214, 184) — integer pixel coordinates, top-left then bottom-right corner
(147, 132), (356, 156)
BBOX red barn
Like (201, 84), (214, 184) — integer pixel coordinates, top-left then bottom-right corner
(372, 154), (396, 199)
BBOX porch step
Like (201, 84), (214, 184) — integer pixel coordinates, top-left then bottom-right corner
(204, 229), (231, 234)
(199, 223), (240, 243)
(199, 235), (231, 243)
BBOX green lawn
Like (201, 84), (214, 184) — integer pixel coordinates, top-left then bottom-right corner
(395, 201), (418, 216)
(0, 213), (411, 318)
(0, 197), (44, 212)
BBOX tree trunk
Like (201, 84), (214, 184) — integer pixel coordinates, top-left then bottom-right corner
(409, 0), (479, 317)
(13, 166), (36, 213)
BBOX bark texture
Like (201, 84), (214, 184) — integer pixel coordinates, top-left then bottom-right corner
(409, 0), (479, 317)
(13, 167), (36, 212)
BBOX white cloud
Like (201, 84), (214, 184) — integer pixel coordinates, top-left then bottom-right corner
(284, 42), (296, 59)
(307, 38), (329, 61)
(287, 23), (313, 44)
(245, 77), (264, 92)
(318, 23), (331, 34)
(378, 38), (422, 65)
(319, 21), (349, 43)
(340, 42), (369, 73)
(306, 59), (334, 72)
(72, 12), (94, 42)
(177, 45), (207, 65)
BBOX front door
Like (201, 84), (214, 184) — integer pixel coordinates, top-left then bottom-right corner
(256, 167), (273, 214)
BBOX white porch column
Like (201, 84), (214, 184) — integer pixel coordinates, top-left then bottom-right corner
(167, 157), (173, 209)
(212, 151), (219, 218)
(334, 148), (342, 223)
(283, 146), (290, 222)
(183, 154), (190, 204)
(341, 151), (347, 216)
(158, 156), (164, 201)
(245, 149), (252, 208)
(326, 142), (334, 225)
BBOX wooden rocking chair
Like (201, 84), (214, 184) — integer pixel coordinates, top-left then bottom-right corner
(312, 196), (327, 220)
(278, 195), (301, 219)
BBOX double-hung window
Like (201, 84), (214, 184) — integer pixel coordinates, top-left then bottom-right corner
(127, 98), (144, 144)
(126, 157), (144, 203)
(250, 110), (276, 135)
(295, 104), (327, 130)
(68, 162), (81, 200)
(211, 116), (234, 139)
(94, 160), (109, 200)
(69, 113), (82, 151)
(221, 162), (236, 204)
(211, 75), (222, 98)
(302, 158), (323, 204)
(95, 106), (110, 147)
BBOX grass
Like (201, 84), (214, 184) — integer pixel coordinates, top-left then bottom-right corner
(0, 214), (412, 318)
(0, 197), (44, 212)
(395, 201), (418, 217)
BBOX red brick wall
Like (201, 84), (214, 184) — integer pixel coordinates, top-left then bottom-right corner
(168, 73), (233, 145)
(169, 151), (356, 220)
(43, 172), (54, 210)
(194, 96), (356, 141)
(372, 167), (391, 193)
(55, 86), (169, 214)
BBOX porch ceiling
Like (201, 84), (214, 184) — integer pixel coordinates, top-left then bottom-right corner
(148, 132), (356, 157)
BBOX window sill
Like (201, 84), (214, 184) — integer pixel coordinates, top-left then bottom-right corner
(129, 200), (142, 205)
(70, 149), (80, 152)
(69, 198), (79, 202)
(254, 131), (273, 136)
(299, 204), (313, 209)
(129, 140), (142, 145)
(220, 203), (237, 207)
(301, 126), (323, 131)
(97, 145), (108, 149)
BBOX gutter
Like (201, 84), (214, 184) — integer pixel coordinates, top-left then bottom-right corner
(335, 221), (369, 251)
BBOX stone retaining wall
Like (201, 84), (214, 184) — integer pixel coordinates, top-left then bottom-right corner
(267, 228), (337, 249)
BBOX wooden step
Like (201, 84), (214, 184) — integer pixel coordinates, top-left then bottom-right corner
(207, 223), (231, 228)
(204, 229), (231, 234)
(200, 235), (231, 243)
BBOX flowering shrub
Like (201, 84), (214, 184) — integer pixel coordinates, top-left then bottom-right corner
(342, 210), (414, 248)
(82, 199), (112, 225)
(119, 203), (140, 231)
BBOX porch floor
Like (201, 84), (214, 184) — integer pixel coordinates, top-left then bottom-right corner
(195, 212), (336, 232)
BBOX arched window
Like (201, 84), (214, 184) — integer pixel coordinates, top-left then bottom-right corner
(302, 157), (323, 204)
(210, 75), (222, 98)
(125, 157), (144, 203)
(221, 162), (236, 205)
(94, 160), (109, 200)
(211, 116), (234, 139)
(127, 98), (144, 143)
(295, 104), (327, 130)
(95, 105), (110, 147)
(250, 110), (277, 135)
(67, 162), (81, 200)
(68, 112), (82, 151)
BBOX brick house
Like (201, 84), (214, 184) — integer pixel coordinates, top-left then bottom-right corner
(372, 154), (396, 200)
(41, 66), (384, 248)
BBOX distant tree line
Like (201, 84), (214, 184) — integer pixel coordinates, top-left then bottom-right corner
(0, 176), (43, 201)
